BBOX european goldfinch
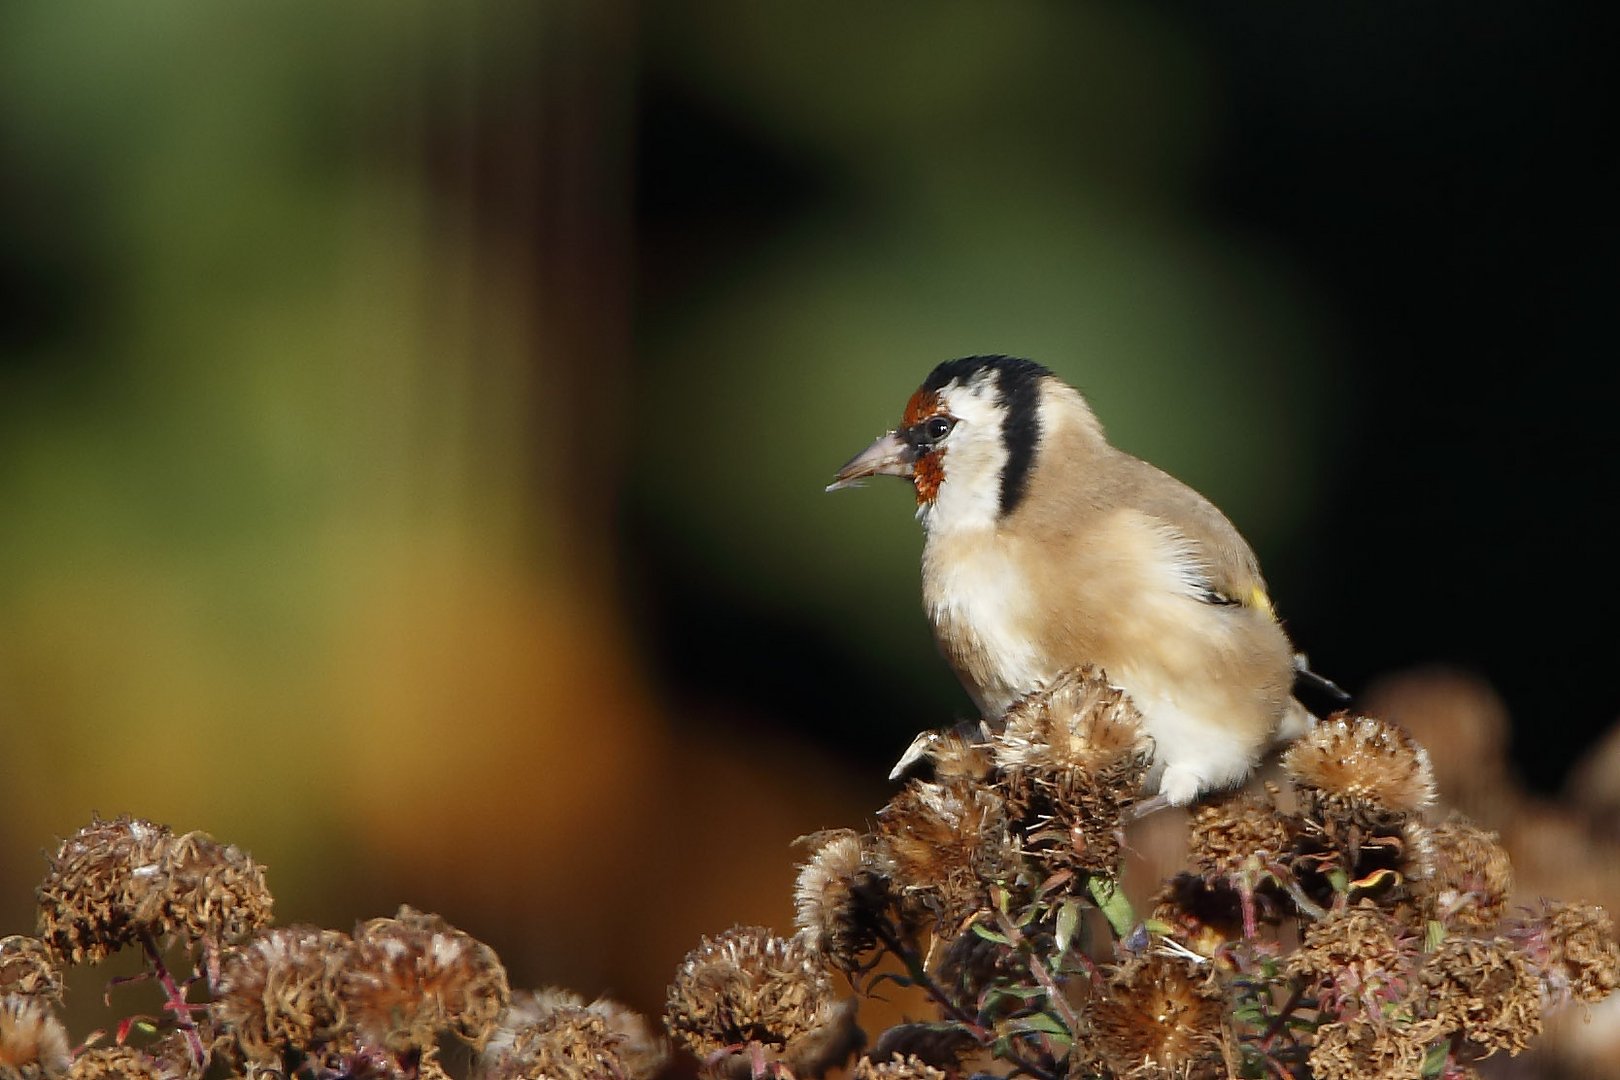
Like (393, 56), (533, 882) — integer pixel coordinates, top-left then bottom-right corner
(829, 355), (1331, 807)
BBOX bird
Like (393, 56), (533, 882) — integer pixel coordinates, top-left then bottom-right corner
(827, 354), (1337, 809)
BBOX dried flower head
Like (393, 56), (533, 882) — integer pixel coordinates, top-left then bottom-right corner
(1286, 902), (1417, 1016)
(1421, 817), (1513, 931)
(1087, 952), (1224, 1080)
(664, 926), (860, 1079)
(874, 779), (1011, 928)
(0, 941), (59, 1003)
(342, 907), (510, 1052)
(478, 988), (667, 1080)
(1186, 794), (1295, 883)
(36, 819), (271, 964)
(213, 925), (353, 1064)
(135, 830), (273, 950)
(922, 729), (995, 784)
(35, 817), (174, 964)
(0, 994), (70, 1080)
(1512, 901), (1620, 1005)
(1422, 936), (1541, 1056)
(993, 669), (1150, 877)
(1282, 714), (1436, 828)
(850, 1054), (947, 1080)
(1308, 1017), (1446, 1080)
(792, 831), (893, 972)
(66, 1047), (177, 1080)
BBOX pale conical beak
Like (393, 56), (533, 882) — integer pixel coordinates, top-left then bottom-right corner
(826, 430), (916, 492)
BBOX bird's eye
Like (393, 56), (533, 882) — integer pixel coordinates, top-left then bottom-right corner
(923, 416), (954, 442)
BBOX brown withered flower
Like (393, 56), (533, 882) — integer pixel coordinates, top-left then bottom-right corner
(0, 994), (70, 1080)
(664, 926), (860, 1079)
(36, 817), (174, 964)
(213, 925), (353, 1064)
(1308, 1017), (1446, 1080)
(477, 988), (667, 1080)
(792, 831), (893, 972)
(865, 1024), (975, 1075)
(1283, 713), (1436, 831)
(134, 830), (273, 950)
(1420, 817), (1513, 931)
(1511, 900), (1620, 1005)
(874, 778), (1012, 928)
(849, 1054), (947, 1080)
(0, 940), (60, 1003)
(1186, 794), (1295, 883)
(36, 819), (271, 964)
(1087, 952), (1224, 1080)
(66, 1047), (177, 1080)
(993, 669), (1150, 878)
(341, 907), (509, 1052)
(1422, 936), (1541, 1057)
(1286, 902), (1418, 1017)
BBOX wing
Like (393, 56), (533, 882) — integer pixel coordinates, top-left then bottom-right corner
(1123, 457), (1276, 615)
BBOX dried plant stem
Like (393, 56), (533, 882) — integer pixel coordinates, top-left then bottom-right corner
(139, 931), (206, 1070)
(991, 907), (1084, 1038)
(871, 920), (1061, 1080)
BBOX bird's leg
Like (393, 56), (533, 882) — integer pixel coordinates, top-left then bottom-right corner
(1125, 793), (1171, 821)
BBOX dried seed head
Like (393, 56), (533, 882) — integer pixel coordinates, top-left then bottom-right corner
(1186, 795), (1295, 883)
(477, 988), (667, 1080)
(993, 670), (1150, 877)
(874, 779), (1011, 928)
(1286, 902), (1418, 1017)
(65, 1046), (184, 1080)
(213, 925), (353, 1063)
(135, 831), (273, 950)
(1308, 1017), (1447, 1080)
(342, 907), (510, 1052)
(1088, 952), (1224, 1080)
(850, 1054), (947, 1080)
(923, 730), (995, 785)
(663, 926), (860, 1079)
(1420, 817), (1513, 931)
(1512, 901), (1620, 1005)
(0, 994), (71, 1080)
(1283, 715), (1436, 828)
(0, 940), (60, 1003)
(35, 819), (271, 964)
(994, 669), (1147, 775)
(1422, 937), (1541, 1056)
(792, 831), (893, 972)
(35, 817), (174, 964)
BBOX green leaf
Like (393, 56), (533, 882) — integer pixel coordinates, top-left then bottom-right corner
(1017, 1012), (1071, 1037)
(1419, 1039), (1451, 1077)
(1055, 899), (1081, 955)
(1143, 917), (1175, 936)
(970, 922), (1012, 945)
(1087, 876), (1136, 939)
(1424, 919), (1447, 952)
(1327, 868), (1349, 893)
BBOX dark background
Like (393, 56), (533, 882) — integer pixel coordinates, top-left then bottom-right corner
(2, 0), (1615, 1037)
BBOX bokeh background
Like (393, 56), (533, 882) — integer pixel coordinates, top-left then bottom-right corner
(3, 1), (1618, 1073)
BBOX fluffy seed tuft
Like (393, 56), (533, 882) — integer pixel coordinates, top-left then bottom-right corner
(0, 994), (71, 1080)
(792, 831), (893, 972)
(1282, 714), (1436, 827)
(0, 941), (60, 1004)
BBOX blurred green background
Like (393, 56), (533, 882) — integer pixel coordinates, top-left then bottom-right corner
(1, 0), (1614, 1040)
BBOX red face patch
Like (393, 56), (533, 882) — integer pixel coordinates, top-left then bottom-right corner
(912, 453), (945, 505)
(901, 388), (946, 505)
(901, 388), (941, 428)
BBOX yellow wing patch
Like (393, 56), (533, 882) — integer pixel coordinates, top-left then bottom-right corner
(1249, 586), (1275, 618)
